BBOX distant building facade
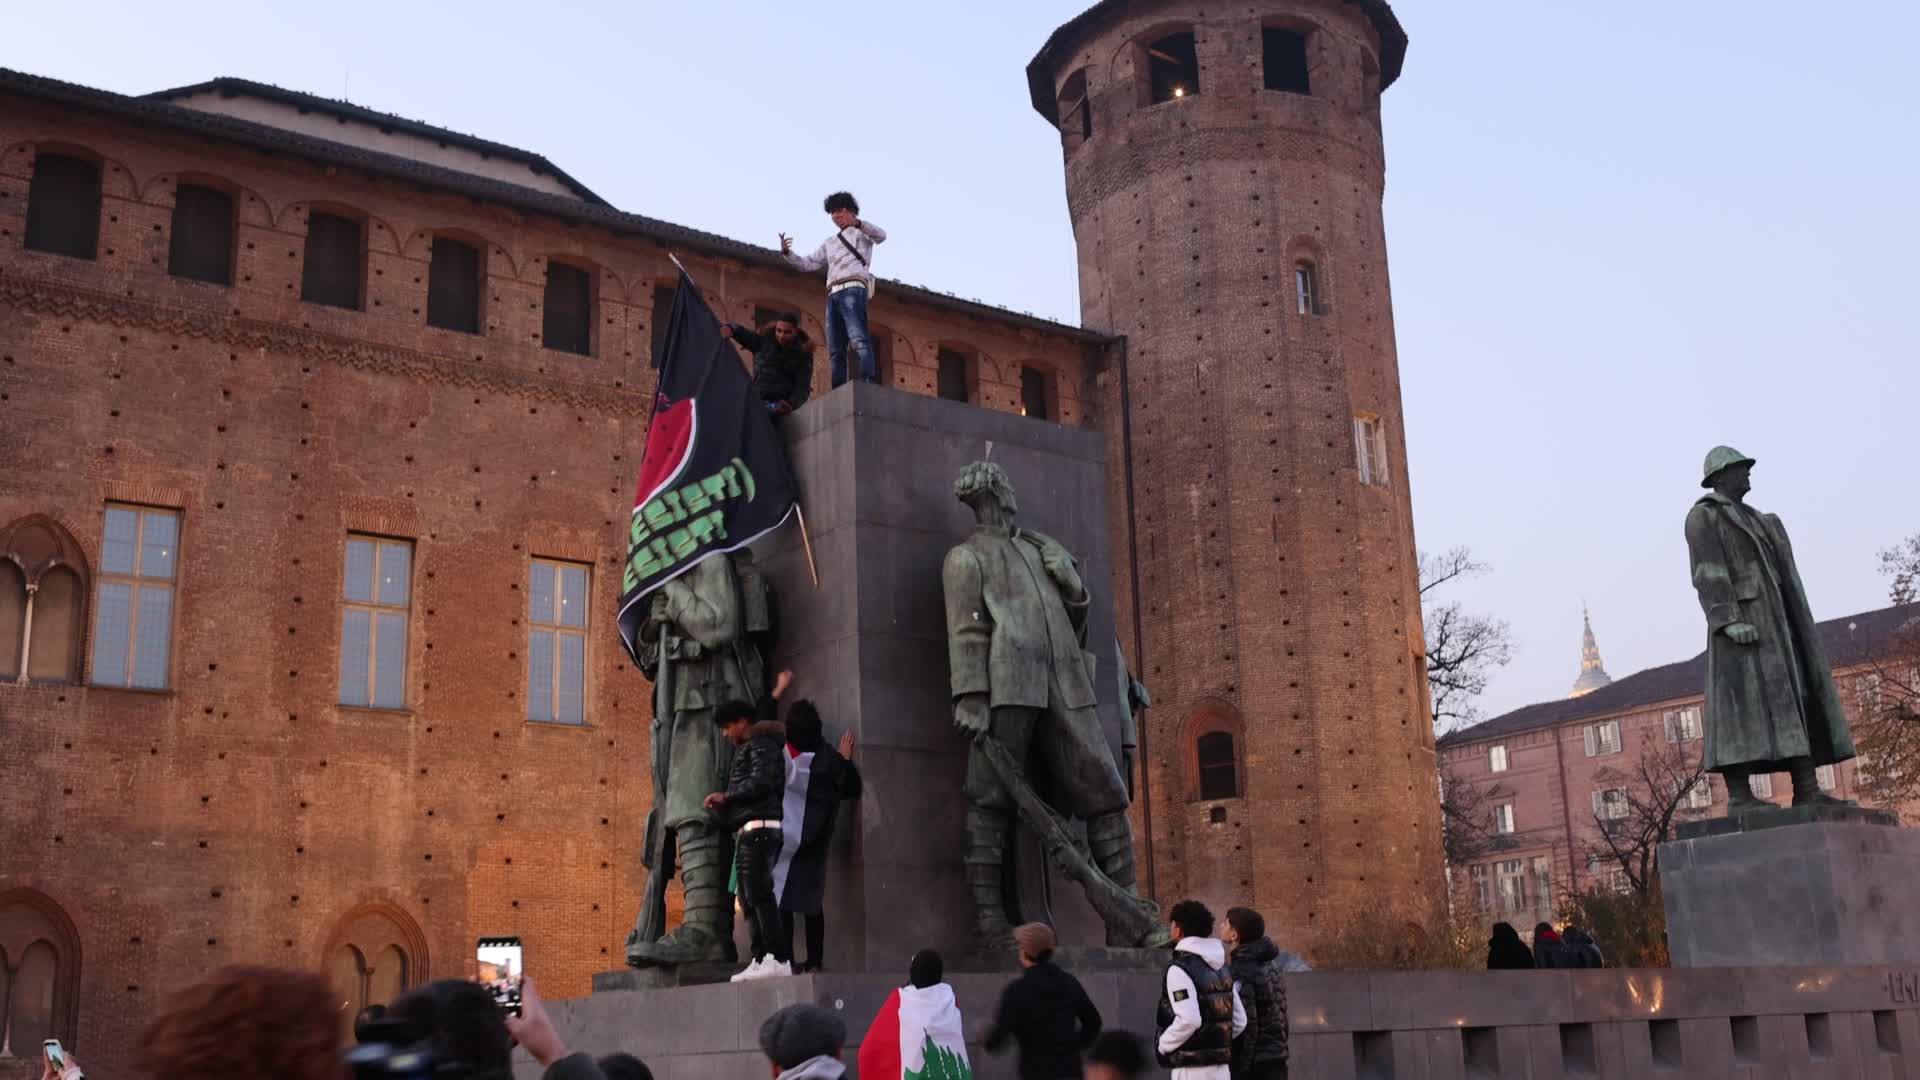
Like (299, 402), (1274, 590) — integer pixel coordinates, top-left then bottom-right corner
(1438, 603), (1917, 932)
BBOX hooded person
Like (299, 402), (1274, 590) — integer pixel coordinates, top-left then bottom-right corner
(1562, 926), (1604, 969)
(1157, 902), (1247, 1080)
(1532, 923), (1573, 969)
(1486, 922), (1534, 970)
(860, 951), (973, 1080)
(775, 699), (863, 971)
(761, 1004), (849, 1080)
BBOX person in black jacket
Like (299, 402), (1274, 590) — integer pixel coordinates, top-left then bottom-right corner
(720, 314), (815, 415)
(705, 675), (794, 980)
(1486, 922), (1534, 970)
(778, 700), (863, 972)
(982, 922), (1104, 1080)
(1532, 922), (1575, 969)
(1222, 907), (1288, 1080)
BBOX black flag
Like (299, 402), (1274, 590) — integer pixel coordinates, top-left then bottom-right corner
(616, 270), (798, 665)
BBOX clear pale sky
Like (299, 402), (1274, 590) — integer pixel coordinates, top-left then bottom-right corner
(9, 1), (1916, 721)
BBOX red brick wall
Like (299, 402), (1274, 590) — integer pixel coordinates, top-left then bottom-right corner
(1046, 0), (1442, 951)
(0, 95), (1097, 1073)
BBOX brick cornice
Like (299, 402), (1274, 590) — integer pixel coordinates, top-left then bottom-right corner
(0, 269), (653, 417)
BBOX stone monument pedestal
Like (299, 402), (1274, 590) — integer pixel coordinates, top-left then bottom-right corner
(1659, 807), (1920, 968)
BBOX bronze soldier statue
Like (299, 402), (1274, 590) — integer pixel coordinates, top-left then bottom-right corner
(626, 551), (769, 966)
(943, 461), (1150, 946)
(1685, 446), (1855, 813)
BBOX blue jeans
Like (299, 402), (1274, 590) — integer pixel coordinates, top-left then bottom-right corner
(826, 286), (877, 387)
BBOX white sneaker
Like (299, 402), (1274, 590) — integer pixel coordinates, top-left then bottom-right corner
(730, 957), (766, 983)
(759, 958), (794, 979)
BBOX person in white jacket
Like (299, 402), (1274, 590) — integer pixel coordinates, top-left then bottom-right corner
(780, 191), (885, 388)
(1156, 901), (1247, 1080)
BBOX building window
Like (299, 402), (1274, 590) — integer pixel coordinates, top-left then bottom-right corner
(1749, 772), (1774, 799)
(1815, 764), (1837, 792)
(91, 505), (179, 689)
(528, 559), (589, 725)
(167, 184), (236, 285)
(1600, 866), (1629, 893)
(650, 283), (678, 365)
(1468, 864), (1492, 912)
(1582, 719), (1622, 757)
(1663, 706), (1702, 742)
(1684, 777), (1713, 809)
(24, 153), (101, 260)
(0, 889), (81, 1053)
(1353, 416), (1389, 488)
(1195, 731), (1237, 800)
(1489, 744), (1509, 773)
(870, 323), (895, 387)
(1528, 855), (1552, 911)
(1020, 365), (1054, 421)
(339, 536), (411, 709)
(1, 517), (88, 685)
(543, 261), (594, 356)
(1294, 261), (1320, 315)
(426, 236), (482, 334)
(1263, 28), (1312, 94)
(1493, 803), (1515, 835)
(1857, 673), (1884, 709)
(1495, 859), (1526, 912)
(1592, 787), (1630, 822)
(937, 347), (974, 403)
(1145, 31), (1201, 104)
(301, 211), (364, 310)
(1057, 68), (1092, 150)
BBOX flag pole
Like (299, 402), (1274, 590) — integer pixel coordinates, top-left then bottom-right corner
(794, 505), (820, 589)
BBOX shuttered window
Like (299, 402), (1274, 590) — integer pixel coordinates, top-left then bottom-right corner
(167, 184), (236, 285)
(426, 236), (482, 333)
(24, 153), (101, 260)
(542, 262), (593, 356)
(301, 211), (364, 310)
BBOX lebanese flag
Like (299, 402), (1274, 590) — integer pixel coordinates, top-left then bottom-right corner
(860, 983), (973, 1080)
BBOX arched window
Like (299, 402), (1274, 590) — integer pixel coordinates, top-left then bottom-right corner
(0, 889), (82, 1054)
(1196, 732), (1238, 800)
(1, 516), (89, 684)
(869, 323), (896, 387)
(325, 901), (428, 1034)
(1144, 31), (1201, 104)
(24, 151), (101, 260)
(1057, 69), (1092, 150)
(1294, 261), (1321, 315)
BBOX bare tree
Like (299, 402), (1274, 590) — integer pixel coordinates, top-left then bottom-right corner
(1421, 547), (1516, 734)
(1583, 736), (1709, 895)
(1853, 533), (1920, 807)
(1438, 760), (1513, 866)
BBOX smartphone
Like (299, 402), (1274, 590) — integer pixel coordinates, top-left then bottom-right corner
(476, 936), (523, 1017)
(43, 1039), (66, 1068)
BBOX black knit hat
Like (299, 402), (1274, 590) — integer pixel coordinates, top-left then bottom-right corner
(759, 1004), (846, 1069)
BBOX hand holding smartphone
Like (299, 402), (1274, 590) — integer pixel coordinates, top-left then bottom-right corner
(476, 936), (524, 1017)
(43, 1039), (65, 1069)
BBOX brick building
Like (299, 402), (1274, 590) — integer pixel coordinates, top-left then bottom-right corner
(1027, 0), (1443, 944)
(1437, 602), (1918, 933)
(0, 69), (1111, 1071)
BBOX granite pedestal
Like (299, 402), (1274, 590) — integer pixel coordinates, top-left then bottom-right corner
(1660, 808), (1920, 968)
(674, 382), (1131, 976)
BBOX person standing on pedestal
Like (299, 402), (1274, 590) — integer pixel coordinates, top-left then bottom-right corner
(1685, 446), (1856, 813)
(781, 192), (884, 388)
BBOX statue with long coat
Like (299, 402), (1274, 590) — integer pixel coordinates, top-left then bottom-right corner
(1684, 446), (1854, 813)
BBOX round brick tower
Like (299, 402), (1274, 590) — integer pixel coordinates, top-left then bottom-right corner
(1027, 1), (1442, 949)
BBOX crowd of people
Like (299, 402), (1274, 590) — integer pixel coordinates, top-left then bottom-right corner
(1486, 921), (1605, 970)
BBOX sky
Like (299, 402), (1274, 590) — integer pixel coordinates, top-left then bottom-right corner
(8, 1), (1917, 721)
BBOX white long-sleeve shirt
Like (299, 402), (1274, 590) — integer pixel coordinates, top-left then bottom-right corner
(1158, 937), (1247, 1080)
(785, 221), (886, 292)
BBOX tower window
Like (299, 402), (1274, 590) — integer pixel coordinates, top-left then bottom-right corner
(1145, 32), (1200, 104)
(1020, 365), (1054, 421)
(870, 323), (896, 387)
(542, 261), (594, 356)
(426, 236), (482, 334)
(1354, 416), (1389, 488)
(1057, 68), (1092, 150)
(1294, 261), (1320, 315)
(167, 184), (236, 286)
(937, 347), (975, 403)
(650, 284), (677, 366)
(301, 211), (364, 310)
(1263, 28), (1312, 94)
(24, 153), (101, 260)
(1196, 731), (1238, 800)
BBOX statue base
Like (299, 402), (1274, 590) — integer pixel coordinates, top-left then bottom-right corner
(1660, 814), (1920, 967)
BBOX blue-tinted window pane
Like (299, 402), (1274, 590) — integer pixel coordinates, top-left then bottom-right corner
(529, 562), (555, 624)
(344, 540), (375, 603)
(339, 609), (371, 705)
(558, 633), (585, 724)
(92, 581), (132, 685)
(373, 612), (406, 708)
(377, 543), (410, 607)
(527, 629), (555, 722)
(140, 511), (178, 579)
(131, 585), (172, 688)
(102, 509), (138, 575)
(559, 566), (588, 628)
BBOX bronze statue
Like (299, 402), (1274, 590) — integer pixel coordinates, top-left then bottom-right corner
(626, 551), (769, 966)
(943, 461), (1164, 947)
(1685, 446), (1855, 813)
